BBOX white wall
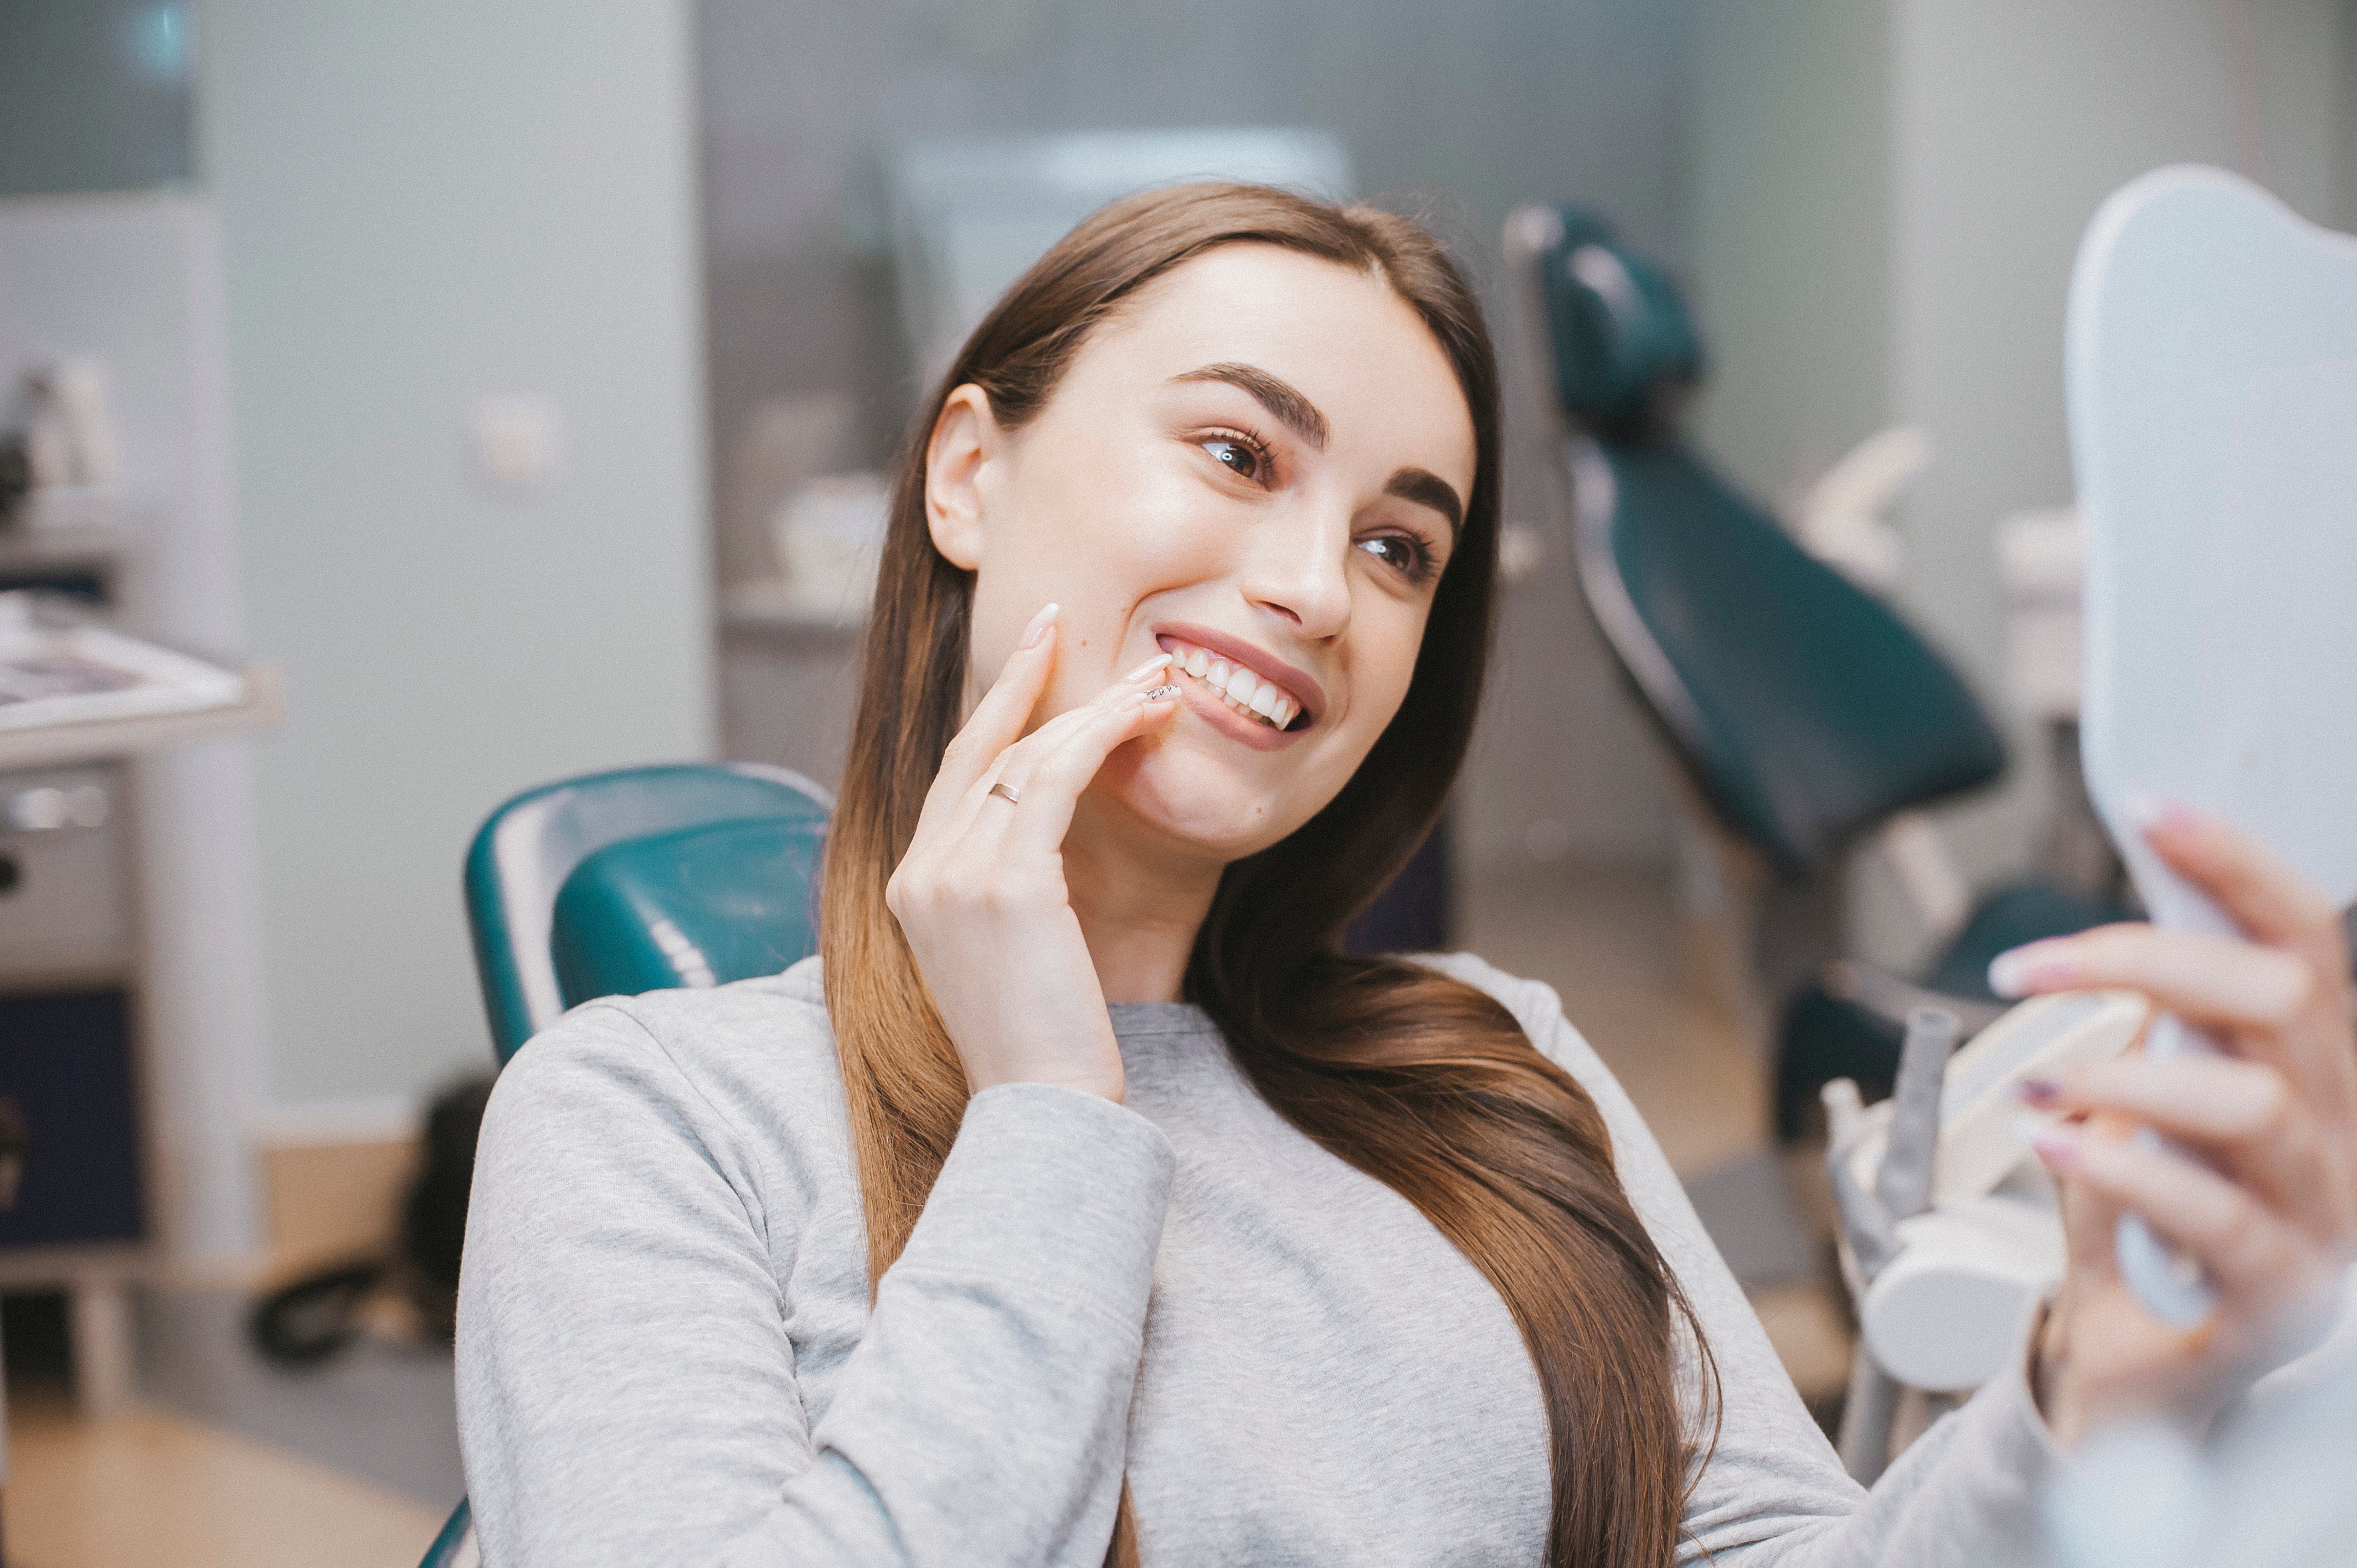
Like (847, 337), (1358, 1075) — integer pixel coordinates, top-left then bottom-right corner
(200, 1), (715, 1113)
(1687, 0), (1895, 510)
(1688, 0), (2353, 966)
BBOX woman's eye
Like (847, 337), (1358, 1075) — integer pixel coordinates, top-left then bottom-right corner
(1201, 438), (1262, 483)
(1358, 535), (1428, 578)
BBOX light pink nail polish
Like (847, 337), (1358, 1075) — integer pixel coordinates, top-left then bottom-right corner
(1989, 947), (2073, 999)
(2029, 1130), (2080, 1172)
(1019, 603), (1060, 650)
(1989, 950), (2032, 998)
(1122, 652), (1173, 683)
(1142, 684), (1179, 702)
(2125, 794), (2196, 837)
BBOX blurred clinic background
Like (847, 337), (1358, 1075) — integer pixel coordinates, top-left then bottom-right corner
(1, 2), (2354, 1564)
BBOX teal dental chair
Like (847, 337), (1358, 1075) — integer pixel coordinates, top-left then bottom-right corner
(422, 761), (833, 1567)
(1502, 204), (2128, 1139)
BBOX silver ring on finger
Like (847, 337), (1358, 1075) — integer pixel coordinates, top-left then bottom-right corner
(988, 780), (1021, 806)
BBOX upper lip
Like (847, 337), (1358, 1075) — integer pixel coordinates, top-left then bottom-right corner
(1152, 622), (1327, 727)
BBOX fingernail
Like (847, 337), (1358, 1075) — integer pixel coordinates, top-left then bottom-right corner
(1122, 652), (1173, 683)
(2015, 1076), (2062, 1106)
(2125, 794), (2196, 836)
(1018, 603), (1060, 650)
(1989, 946), (2073, 998)
(2029, 1127), (2081, 1171)
(1142, 684), (1179, 702)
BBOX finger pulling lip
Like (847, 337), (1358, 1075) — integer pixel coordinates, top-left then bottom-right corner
(1170, 674), (1305, 750)
(1151, 622), (1327, 727)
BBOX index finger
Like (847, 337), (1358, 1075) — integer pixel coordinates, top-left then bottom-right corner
(919, 603), (1060, 823)
(2143, 804), (2348, 976)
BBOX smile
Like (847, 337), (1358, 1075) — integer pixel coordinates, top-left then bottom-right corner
(1156, 637), (1307, 731)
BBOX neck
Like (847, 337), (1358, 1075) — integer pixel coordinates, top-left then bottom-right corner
(1063, 798), (1225, 1004)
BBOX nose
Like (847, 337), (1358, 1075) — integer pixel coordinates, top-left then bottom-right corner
(1239, 502), (1353, 641)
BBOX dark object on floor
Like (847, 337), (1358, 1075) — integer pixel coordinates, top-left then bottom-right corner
(247, 1260), (384, 1368)
(1510, 204), (2129, 1138)
(248, 1074), (494, 1368)
(405, 1074), (494, 1319)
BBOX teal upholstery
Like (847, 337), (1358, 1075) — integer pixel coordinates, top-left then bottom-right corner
(551, 814), (827, 1010)
(462, 762), (831, 1063)
(1581, 439), (2006, 876)
(1919, 882), (2126, 1004)
(419, 1498), (472, 1568)
(1534, 208), (1703, 425)
(430, 763), (833, 1566)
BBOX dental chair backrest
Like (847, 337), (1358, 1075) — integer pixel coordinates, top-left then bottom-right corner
(1508, 204), (2007, 878)
(463, 762), (833, 1063)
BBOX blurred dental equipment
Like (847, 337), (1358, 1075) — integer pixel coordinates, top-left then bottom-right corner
(2069, 166), (2357, 1328)
(1788, 424), (1930, 596)
(1995, 504), (2085, 724)
(1820, 992), (2147, 1480)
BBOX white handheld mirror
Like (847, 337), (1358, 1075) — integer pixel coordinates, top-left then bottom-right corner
(2068, 166), (2357, 1327)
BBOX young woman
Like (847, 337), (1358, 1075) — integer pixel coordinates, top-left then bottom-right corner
(456, 185), (2356, 1568)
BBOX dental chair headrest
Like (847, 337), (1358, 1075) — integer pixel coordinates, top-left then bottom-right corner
(1533, 206), (1704, 428)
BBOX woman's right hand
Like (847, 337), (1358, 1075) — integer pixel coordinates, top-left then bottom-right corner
(886, 604), (1178, 1102)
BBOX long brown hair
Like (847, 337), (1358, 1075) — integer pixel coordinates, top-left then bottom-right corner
(819, 183), (1713, 1568)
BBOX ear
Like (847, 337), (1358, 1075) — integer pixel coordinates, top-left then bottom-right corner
(924, 384), (1002, 572)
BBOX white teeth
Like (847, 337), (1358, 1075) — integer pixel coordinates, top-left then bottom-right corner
(1162, 640), (1302, 729)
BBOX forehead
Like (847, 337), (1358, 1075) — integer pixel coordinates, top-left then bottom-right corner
(1068, 243), (1477, 489)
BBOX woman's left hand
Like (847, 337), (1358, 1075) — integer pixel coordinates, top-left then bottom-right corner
(1990, 805), (2357, 1447)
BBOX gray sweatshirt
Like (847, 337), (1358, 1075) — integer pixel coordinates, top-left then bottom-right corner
(456, 953), (2055, 1566)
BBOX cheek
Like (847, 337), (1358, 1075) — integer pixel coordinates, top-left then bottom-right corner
(1334, 599), (1427, 741)
(1011, 444), (1235, 609)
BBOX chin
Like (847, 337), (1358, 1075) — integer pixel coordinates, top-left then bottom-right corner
(1097, 736), (1300, 863)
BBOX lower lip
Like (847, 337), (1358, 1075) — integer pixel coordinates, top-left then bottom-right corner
(1169, 669), (1306, 752)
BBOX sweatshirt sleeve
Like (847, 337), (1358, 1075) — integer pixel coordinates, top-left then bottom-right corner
(1420, 953), (2058, 1567)
(455, 1001), (1175, 1568)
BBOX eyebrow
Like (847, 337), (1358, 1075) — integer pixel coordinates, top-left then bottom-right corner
(1385, 468), (1464, 536)
(1172, 360), (1465, 535)
(1172, 362), (1329, 449)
